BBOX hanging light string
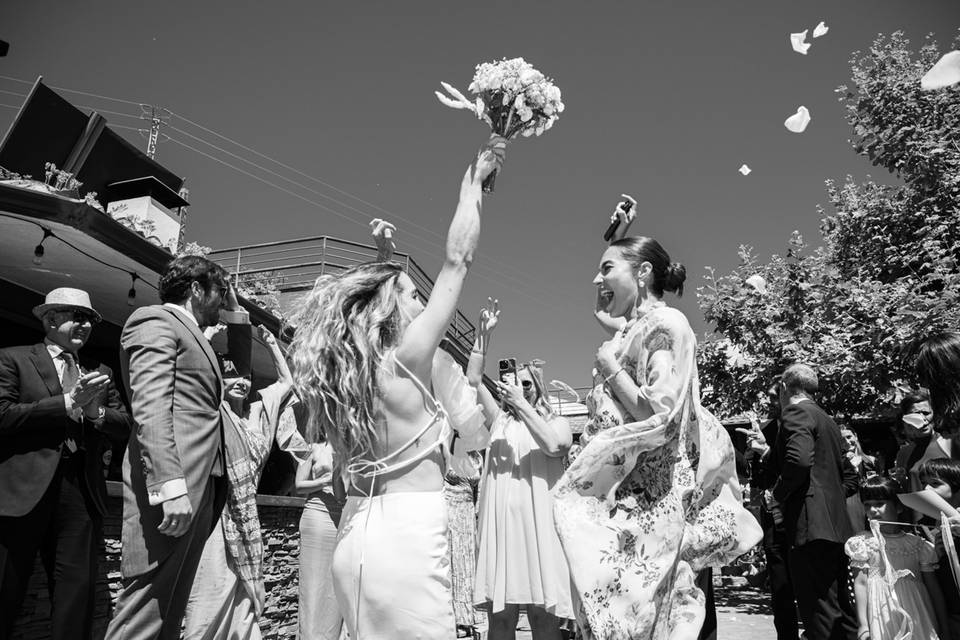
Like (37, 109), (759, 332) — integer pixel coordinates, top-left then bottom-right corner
(1, 212), (158, 294)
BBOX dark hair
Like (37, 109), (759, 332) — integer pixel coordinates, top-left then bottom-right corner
(609, 236), (686, 297)
(916, 332), (960, 433)
(781, 363), (818, 396)
(859, 475), (900, 503)
(899, 389), (930, 416)
(917, 457), (960, 493)
(159, 255), (229, 304)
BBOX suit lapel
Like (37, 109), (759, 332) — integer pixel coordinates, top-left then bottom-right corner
(161, 308), (224, 396)
(29, 343), (62, 396)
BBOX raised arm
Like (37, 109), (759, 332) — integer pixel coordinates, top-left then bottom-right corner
(371, 219), (397, 262)
(467, 298), (502, 428)
(396, 136), (506, 375)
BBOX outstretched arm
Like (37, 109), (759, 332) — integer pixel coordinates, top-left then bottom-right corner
(467, 298), (501, 428)
(396, 136), (505, 376)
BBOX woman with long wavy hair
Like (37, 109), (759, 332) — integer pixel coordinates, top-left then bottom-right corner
(916, 332), (960, 436)
(290, 135), (505, 640)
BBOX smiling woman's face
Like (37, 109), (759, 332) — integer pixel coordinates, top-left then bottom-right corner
(593, 246), (639, 319)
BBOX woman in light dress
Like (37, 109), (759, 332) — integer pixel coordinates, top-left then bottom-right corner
(184, 325), (307, 640)
(552, 223), (762, 639)
(290, 135), (504, 640)
(467, 300), (574, 639)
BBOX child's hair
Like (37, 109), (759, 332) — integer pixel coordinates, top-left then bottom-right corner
(917, 457), (960, 493)
(859, 475), (900, 503)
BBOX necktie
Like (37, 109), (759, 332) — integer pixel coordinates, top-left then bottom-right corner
(60, 352), (82, 451)
(60, 352), (80, 394)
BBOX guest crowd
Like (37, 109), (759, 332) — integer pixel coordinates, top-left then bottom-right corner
(1, 134), (959, 640)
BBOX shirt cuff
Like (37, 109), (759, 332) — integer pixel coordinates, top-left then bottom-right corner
(220, 309), (250, 324)
(147, 478), (188, 506)
(63, 392), (75, 413)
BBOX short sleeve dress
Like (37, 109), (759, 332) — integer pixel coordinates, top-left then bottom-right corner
(844, 529), (941, 640)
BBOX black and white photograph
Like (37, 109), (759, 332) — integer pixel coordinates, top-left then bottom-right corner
(1, 2), (959, 638)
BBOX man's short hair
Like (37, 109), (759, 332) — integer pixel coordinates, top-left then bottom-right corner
(159, 255), (229, 304)
(900, 388), (930, 415)
(781, 363), (819, 396)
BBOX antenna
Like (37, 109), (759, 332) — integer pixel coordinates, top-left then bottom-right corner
(139, 104), (171, 159)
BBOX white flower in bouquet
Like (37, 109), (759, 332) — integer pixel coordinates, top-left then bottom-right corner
(435, 57), (564, 191)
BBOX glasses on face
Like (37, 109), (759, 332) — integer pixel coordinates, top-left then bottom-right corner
(521, 380), (533, 389)
(57, 309), (98, 325)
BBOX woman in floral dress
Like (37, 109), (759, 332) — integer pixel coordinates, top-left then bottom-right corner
(552, 234), (762, 640)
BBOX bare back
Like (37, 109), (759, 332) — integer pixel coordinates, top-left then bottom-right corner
(346, 353), (448, 497)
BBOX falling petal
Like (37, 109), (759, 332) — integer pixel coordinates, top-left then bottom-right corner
(745, 274), (767, 294)
(549, 380), (581, 402)
(738, 164), (751, 176)
(790, 30), (811, 55)
(921, 50), (960, 91)
(812, 21), (829, 38)
(784, 106), (811, 133)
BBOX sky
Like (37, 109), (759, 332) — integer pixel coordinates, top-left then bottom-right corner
(2, 1), (958, 388)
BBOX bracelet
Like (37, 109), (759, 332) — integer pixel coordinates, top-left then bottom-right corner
(604, 367), (625, 384)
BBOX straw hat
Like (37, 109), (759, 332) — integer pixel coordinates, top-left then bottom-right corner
(32, 287), (102, 323)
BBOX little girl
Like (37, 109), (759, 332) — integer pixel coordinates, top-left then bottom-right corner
(845, 475), (948, 639)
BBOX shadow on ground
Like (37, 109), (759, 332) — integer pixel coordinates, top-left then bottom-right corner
(714, 583), (773, 617)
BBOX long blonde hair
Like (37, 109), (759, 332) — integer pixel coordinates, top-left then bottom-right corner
(290, 262), (404, 463)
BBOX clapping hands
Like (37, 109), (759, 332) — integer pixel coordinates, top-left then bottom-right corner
(735, 411), (770, 456)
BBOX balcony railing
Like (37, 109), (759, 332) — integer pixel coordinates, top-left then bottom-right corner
(208, 235), (477, 355)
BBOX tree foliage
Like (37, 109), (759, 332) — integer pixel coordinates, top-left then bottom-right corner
(697, 30), (960, 419)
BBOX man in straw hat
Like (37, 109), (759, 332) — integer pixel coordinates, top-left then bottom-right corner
(0, 287), (132, 639)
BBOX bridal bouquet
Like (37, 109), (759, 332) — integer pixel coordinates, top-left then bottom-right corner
(436, 57), (564, 192)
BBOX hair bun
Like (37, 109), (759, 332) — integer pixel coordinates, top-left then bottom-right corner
(664, 262), (687, 296)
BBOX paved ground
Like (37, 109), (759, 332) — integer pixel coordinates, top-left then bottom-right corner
(478, 582), (777, 640)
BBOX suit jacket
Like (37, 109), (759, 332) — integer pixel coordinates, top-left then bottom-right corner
(771, 400), (858, 547)
(119, 305), (226, 577)
(0, 343), (131, 518)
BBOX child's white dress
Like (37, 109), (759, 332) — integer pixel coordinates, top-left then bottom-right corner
(844, 527), (941, 640)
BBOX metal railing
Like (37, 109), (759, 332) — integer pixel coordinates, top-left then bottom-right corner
(208, 235), (477, 355)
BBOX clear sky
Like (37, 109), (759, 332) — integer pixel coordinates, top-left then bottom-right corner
(2, 1), (957, 387)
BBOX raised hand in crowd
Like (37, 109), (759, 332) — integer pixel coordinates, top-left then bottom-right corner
(736, 411), (770, 456)
(370, 218), (397, 262)
(607, 193), (637, 243)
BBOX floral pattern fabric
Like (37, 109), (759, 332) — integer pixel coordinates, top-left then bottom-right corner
(553, 304), (762, 639)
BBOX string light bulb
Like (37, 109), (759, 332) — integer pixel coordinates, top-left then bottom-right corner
(33, 228), (53, 266)
(127, 273), (138, 306)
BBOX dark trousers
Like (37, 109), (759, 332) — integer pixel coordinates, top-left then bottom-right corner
(104, 476), (224, 640)
(696, 568), (716, 640)
(789, 539), (858, 640)
(762, 509), (799, 640)
(0, 455), (100, 640)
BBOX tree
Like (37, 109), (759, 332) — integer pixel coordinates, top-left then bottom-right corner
(697, 30), (960, 419)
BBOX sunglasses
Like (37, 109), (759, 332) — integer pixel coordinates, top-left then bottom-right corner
(55, 309), (99, 325)
(521, 380), (533, 389)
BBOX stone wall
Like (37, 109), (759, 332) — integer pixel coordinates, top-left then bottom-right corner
(12, 483), (306, 640)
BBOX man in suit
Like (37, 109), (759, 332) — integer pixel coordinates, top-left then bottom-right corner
(738, 381), (800, 640)
(769, 364), (859, 640)
(105, 255), (248, 640)
(0, 287), (132, 639)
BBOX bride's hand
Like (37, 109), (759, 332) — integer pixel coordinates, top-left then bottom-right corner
(609, 194), (637, 243)
(595, 339), (620, 378)
(470, 135), (507, 186)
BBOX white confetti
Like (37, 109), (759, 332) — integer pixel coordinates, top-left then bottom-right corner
(790, 30), (811, 55)
(921, 50), (960, 91)
(784, 106), (811, 133)
(738, 164), (751, 176)
(812, 21), (829, 38)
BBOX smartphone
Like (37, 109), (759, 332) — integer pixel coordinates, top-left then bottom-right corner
(498, 357), (517, 385)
